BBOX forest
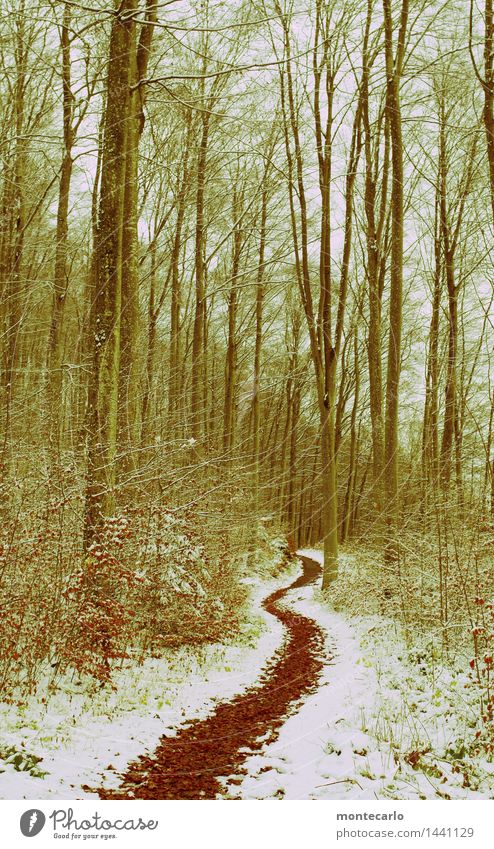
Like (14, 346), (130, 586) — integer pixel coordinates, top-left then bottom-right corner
(0, 0), (494, 801)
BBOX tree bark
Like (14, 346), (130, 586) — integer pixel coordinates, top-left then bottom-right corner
(191, 108), (210, 446)
(383, 0), (408, 569)
(119, 0), (157, 470)
(252, 184), (268, 515)
(223, 186), (243, 457)
(84, 0), (134, 547)
(46, 3), (74, 459)
(168, 114), (193, 436)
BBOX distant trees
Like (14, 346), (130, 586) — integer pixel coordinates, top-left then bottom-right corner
(275, 0), (364, 585)
(0, 0), (55, 461)
(0, 0), (489, 595)
(46, 2), (98, 460)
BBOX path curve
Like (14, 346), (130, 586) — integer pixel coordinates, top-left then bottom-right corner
(98, 554), (327, 800)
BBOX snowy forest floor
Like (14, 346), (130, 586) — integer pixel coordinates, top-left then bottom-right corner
(1, 550), (493, 800)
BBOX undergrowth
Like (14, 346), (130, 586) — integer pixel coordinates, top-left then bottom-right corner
(321, 507), (494, 789)
(0, 465), (293, 700)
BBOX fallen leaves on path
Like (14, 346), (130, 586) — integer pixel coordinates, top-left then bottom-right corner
(97, 557), (328, 800)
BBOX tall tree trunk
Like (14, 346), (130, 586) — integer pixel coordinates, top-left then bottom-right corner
(383, 0), (408, 568)
(252, 185), (268, 515)
(223, 188), (243, 457)
(478, 0), (494, 222)
(119, 0), (157, 471)
(168, 114), (193, 435)
(1, 0), (27, 459)
(422, 175), (441, 497)
(436, 92), (477, 494)
(362, 10), (389, 510)
(440, 254), (458, 491)
(46, 3), (74, 459)
(278, 0), (363, 586)
(287, 350), (301, 528)
(84, 1), (134, 547)
(472, 0), (494, 517)
(191, 107), (210, 446)
(341, 330), (360, 543)
(141, 239), (157, 447)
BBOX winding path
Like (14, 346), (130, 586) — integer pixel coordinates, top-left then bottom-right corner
(98, 554), (328, 800)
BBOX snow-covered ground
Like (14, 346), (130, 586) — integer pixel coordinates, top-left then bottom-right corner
(2, 549), (492, 801)
(0, 575), (290, 800)
(225, 549), (494, 801)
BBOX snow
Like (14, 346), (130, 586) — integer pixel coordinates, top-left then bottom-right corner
(224, 549), (494, 800)
(0, 575), (290, 800)
(2, 548), (493, 801)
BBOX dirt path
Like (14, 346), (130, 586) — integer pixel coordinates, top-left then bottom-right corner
(98, 555), (328, 800)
